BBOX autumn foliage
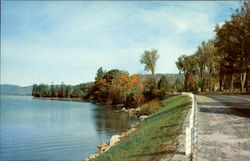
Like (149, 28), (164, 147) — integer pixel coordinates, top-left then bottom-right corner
(139, 99), (161, 115)
(109, 73), (144, 107)
(90, 69), (145, 108)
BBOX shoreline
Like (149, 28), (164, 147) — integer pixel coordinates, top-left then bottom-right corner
(32, 96), (89, 102)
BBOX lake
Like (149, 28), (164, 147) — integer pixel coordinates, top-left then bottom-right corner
(0, 95), (137, 160)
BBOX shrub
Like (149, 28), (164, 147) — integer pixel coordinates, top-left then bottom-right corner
(139, 99), (161, 115)
(139, 106), (151, 115)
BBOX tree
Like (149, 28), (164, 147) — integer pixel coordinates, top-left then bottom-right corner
(157, 75), (168, 90)
(215, 6), (250, 92)
(186, 74), (196, 92)
(32, 84), (39, 97)
(102, 69), (123, 83)
(65, 86), (72, 98)
(195, 42), (207, 92)
(156, 75), (169, 99)
(109, 73), (144, 107)
(143, 77), (157, 100)
(140, 49), (159, 78)
(50, 83), (57, 97)
(174, 78), (184, 92)
(95, 67), (105, 80)
(203, 40), (220, 91)
(176, 54), (198, 91)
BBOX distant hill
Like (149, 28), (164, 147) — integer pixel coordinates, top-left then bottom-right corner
(141, 73), (184, 84)
(0, 84), (32, 96)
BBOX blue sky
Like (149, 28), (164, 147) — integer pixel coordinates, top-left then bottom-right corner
(1, 1), (240, 86)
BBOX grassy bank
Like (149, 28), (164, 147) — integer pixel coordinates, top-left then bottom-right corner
(92, 95), (190, 161)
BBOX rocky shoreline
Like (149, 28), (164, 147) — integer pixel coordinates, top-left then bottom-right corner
(84, 106), (149, 161)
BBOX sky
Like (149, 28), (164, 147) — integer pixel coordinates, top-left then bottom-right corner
(1, 1), (240, 86)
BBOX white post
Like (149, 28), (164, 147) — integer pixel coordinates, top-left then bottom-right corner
(186, 127), (192, 155)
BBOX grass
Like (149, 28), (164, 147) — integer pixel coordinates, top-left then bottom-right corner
(92, 95), (190, 161)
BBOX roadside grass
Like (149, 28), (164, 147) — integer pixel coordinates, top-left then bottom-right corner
(92, 95), (190, 161)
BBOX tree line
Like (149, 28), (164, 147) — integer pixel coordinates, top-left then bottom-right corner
(32, 82), (91, 98)
(176, 3), (250, 93)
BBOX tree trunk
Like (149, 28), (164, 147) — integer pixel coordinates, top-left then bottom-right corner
(219, 73), (223, 92)
(240, 72), (247, 92)
(210, 77), (213, 92)
(207, 69), (211, 92)
(230, 74), (234, 92)
(184, 73), (188, 92)
(151, 70), (157, 89)
(247, 71), (249, 93)
(200, 71), (205, 92)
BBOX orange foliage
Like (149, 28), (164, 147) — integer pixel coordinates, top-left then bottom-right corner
(109, 73), (144, 107)
(93, 78), (110, 102)
(185, 74), (196, 92)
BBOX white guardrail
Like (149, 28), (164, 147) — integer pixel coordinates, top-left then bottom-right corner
(181, 92), (198, 159)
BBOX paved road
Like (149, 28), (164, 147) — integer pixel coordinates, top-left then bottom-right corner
(196, 95), (250, 161)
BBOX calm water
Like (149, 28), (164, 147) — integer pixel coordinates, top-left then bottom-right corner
(0, 95), (137, 160)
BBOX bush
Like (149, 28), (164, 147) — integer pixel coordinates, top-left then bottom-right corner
(139, 99), (161, 115)
(139, 106), (151, 115)
(155, 89), (168, 100)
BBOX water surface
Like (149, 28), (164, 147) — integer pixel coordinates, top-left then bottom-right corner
(0, 95), (136, 160)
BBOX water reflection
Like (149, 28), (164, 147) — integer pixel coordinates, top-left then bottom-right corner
(94, 105), (137, 135)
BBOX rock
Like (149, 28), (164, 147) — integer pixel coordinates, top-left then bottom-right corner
(100, 146), (107, 153)
(117, 104), (125, 107)
(126, 127), (136, 135)
(97, 142), (107, 149)
(103, 145), (110, 152)
(121, 107), (127, 112)
(128, 110), (134, 114)
(130, 121), (139, 129)
(135, 107), (141, 112)
(139, 115), (148, 121)
(109, 135), (120, 146)
(89, 153), (99, 159)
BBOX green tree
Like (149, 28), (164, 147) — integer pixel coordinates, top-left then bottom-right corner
(157, 75), (168, 90)
(156, 75), (169, 99)
(195, 42), (207, 92)
(174, 78), (184, 92)
(140, 49), (159, 78)
(102, 69), (123, 83)
(176, 54), (198, 91)
(65, 86), (72, 98)
(50, 83), (57, 97)
(32, 84), (39, 97)
(95, 67), (105, 80)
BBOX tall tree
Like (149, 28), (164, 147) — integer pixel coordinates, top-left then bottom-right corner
(50, 83), (57, 97)
(95, 67), (105, 80)
(140, 49), (159, 78)
(176, 54), (198, 91)
(204, 40), (220, 91)
(157, 75), (168, 90)
(215, 5), (250, 92)
(195, 42), (207, 92)
(32, 84), (39, 97)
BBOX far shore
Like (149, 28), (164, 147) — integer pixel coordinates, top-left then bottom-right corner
(32, 96), (89, 102)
